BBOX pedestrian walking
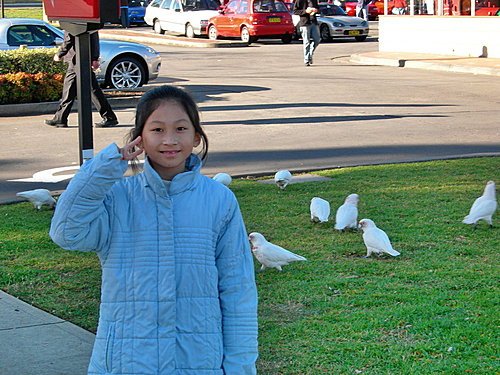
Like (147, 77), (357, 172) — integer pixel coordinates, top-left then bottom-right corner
(356, 0), (371, 21)
(120, 0), (130, 28)
(49, 85), (259, 374)
(45, 31), (119, 128)
(294, 0), (321, 66)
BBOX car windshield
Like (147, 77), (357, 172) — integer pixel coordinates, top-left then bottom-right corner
(183, 0), (220, 10)
(319, 4), (347, 15)
(253, 0), (289, 12)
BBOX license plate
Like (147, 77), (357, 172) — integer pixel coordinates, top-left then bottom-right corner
(268, 17), (281, 23)
(348, 30), (361, 35)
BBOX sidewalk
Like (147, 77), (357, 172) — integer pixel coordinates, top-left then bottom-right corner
(350, 51), (500, 77)
(0, 291), (94, 374)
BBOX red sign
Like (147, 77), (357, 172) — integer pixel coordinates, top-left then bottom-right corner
(43, 0), (120, 23)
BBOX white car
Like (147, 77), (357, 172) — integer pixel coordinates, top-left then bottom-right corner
(292, 3), (369, 42)
(145, 0), (221, 38)
(0, 18), (162, 89)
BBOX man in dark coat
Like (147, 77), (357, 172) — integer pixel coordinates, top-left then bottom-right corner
(45, 31), (119, 128)
(293, 0), (320, 66)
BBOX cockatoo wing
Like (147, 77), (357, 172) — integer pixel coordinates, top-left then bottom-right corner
(363, 228), (400, 256)
(16, 189), (56, 209)
(263, 242), (307, 262)
(334, 203), (358, 230)
(310, 197), (330, 222)
(212, 173), (232, 186)
(463, 197), (497, 223)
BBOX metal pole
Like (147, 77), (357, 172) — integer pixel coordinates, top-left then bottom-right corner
(74, 32), (94, 165)
(1, 0), (5, 19)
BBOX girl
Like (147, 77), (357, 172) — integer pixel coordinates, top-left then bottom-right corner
(50, 85), (258, 374)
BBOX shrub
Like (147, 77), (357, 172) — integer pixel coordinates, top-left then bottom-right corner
(0, 72), (63, 104)
(0, 48), (67, 75)
(0, 48), (66, 104)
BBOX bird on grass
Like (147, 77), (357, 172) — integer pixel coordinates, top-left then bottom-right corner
(358, 219), (400, 258)
(248, 232), (307, 271)
(462, 180), (497, 228)
(274, 170), (292, 190)
(212, 172), (232, 186)
(334, 193), (359, 231)
(310, 197), (330, 223)
(16, 188), (56, 210)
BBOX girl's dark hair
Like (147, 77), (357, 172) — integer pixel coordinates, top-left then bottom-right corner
(126, 85), (209, 172)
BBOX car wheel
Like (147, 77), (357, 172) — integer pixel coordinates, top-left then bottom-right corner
(355, 35), (368, 42)
(106, 56), (146, 89)
(320, 24), (331, 42)
(208, 25), (218, 40)
(240, 26), (252, 44)
(186, 23), (195, 38)
(281, 34), (292, 44)
(154, 19), (164, 34)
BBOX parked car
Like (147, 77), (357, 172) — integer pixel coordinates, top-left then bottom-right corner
(208, 0), (294, 43)
(127, 0), (150, 25)
(0, 18), (162, 89)
(145, 0), (221, 37)
(290, 3), (369, 42)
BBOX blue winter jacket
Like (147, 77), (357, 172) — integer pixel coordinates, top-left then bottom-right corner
(49, 144), (258, 374)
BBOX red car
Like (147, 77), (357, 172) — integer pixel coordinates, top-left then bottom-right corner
(208, 0), (295, 44)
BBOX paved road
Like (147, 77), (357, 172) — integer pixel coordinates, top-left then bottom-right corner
(1, 37), (499, 202)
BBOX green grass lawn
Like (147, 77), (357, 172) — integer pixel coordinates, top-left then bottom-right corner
(0, 157), (498, 374)
(4, 7), (43, 19)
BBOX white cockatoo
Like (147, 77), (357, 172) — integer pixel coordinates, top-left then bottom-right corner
(274, 170), (292, 190)
(16, 188), (56, 210)
(310, 197), (330, 223)
(248, 232), (307, 271)
(358, 219), (400, 258)
(462, 180), (497, 228)
(212, 172), (232, 186)
(334, 193), (359, 231)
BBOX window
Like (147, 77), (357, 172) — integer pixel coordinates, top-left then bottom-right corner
(150, 0), (163, 7)
(225, 0), (239, 13)
(253, 0), (288, 12)
(237, 0), (249, 13)
(7, 25), (56, 47)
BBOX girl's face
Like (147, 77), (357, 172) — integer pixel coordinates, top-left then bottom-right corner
(141, 100), (201, 180)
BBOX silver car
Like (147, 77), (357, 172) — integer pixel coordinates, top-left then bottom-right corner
(291, 3), (369, 42)
(0, 18), (162, 89)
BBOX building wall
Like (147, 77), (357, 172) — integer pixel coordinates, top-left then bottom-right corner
(378, 16), (500, 58)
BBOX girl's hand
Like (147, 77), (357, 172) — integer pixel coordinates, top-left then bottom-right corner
(120, 136), (144, 160)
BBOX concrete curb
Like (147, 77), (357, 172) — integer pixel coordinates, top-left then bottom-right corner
(0, 95), (141, 117)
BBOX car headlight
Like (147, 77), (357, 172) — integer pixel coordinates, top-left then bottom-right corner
(361, 21), (368, 27)
(146, 47), (158, 54)
(332, 22), (345, 27)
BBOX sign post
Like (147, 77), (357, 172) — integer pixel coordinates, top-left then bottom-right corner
(42, 0), (120, 165)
